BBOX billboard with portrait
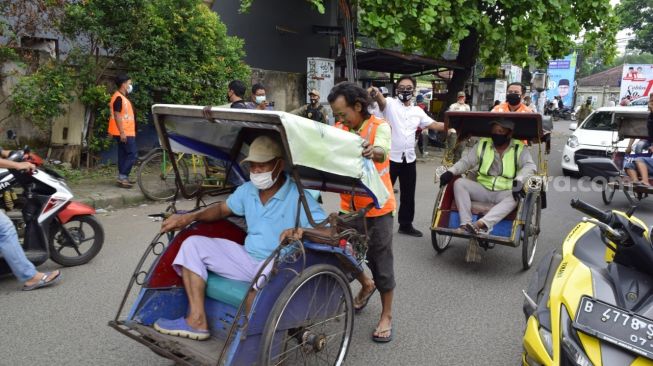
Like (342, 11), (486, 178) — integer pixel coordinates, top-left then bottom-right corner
(546, 53), (577, 107)
(619, 64), (653, 100)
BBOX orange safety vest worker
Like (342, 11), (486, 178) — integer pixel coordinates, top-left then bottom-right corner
(108, 91), (136, 137)
(335, 115), (396, 217)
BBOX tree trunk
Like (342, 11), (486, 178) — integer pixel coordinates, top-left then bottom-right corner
(438, 29), (480, 121)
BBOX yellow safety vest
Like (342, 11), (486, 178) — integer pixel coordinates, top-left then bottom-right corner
(476, 137), (524, 191)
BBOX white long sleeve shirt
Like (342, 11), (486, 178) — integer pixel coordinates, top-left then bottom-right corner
(383, 97), (434, 163)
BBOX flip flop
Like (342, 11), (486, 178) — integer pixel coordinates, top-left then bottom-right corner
(22, 271), (62, 291)
(353, 287), (376, 313)
(153, 317), (210, 341)
(372, 327), (393, 343)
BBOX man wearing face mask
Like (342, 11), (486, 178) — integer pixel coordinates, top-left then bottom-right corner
(290, 89), (328, 123)
(369, 75), (448, 237)
(439, 119), (536, 236)
(247, 83), (274, 110)
(448, 91), (471, 112)
(492, 82), (532, 113)
(108, 74), (137, 188)
(153, 135), (326, 341)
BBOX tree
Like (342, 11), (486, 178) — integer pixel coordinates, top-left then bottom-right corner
(616, 0), (653, 54)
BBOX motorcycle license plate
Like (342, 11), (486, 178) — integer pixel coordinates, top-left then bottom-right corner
(574, 297), (653, 360)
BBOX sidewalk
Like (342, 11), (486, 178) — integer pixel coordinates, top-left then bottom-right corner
(69, 146), (446, 211)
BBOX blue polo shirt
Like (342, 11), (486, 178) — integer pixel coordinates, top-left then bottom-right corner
(226, 175), (327, 261)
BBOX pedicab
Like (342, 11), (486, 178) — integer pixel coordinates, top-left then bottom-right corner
(108, 105), (390, 366)
(429, 112), (548, 269)
(575, 109), (653, 205)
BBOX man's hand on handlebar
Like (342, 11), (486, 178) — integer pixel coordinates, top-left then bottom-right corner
(280, 228), (304, 243)
(160, 214), (192, 233)
(15, 162), (35, 172)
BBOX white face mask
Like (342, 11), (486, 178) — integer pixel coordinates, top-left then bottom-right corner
(127, 84), (133, 94)
(250, 161), (279, 190)
(255, 95), (266, 104)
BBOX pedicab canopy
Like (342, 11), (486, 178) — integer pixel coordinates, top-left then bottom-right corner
(150, 105), (389, 208)
(444, 112), (543, 140)
(615, 108), (650, 140)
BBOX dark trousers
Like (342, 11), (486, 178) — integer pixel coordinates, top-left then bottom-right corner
(114, 136), (137, 180)
(348, 213), (395, 293)
(390, 159), (416, 227)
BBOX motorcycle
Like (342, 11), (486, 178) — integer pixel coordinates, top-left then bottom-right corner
(522, 199), (653, 365)
(0, 132), (104, 274)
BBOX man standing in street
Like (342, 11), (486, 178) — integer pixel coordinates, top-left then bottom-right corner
(290, 89), (328, 123)
(492, 82), (532, 113)
(328, 82), (396, 343)
(370, 75), (448, 237)
(108, 74), (137, 188)
(227, 80), (249, 109)
(448, 91), (471, 112)
(247, 83), (273, 110)
(577, 98), (593, 123)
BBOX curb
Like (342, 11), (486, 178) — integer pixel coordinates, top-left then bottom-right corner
(75, 186), (152, 211)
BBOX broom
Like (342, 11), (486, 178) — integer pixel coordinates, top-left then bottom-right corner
(465, 237), (482, 263)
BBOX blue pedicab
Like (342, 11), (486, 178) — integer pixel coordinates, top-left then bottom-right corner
(108, 105), (390, 366)
(430, 112), (548, 269)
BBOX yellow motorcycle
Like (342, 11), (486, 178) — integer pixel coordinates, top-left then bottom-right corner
(522, 199), (653, 366)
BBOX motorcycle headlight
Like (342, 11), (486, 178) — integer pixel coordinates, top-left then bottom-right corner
(562, 336), (593, 366)
(538, 327), (553, 358)
(567, 135), (579, 148)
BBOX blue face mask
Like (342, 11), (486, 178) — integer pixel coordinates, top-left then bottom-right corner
(255, 95), (266, 104)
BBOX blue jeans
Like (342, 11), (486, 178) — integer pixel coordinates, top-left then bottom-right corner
(115, 136), (137, 180)
(0, 211), (36, 282)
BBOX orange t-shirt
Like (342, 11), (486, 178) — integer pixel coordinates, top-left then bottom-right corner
(492, 102), (532, 113)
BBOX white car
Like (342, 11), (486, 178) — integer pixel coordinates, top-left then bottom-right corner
(561, 106), (649, 176)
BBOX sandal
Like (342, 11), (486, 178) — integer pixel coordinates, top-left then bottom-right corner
(353, 287), (376, 313)
(23, 271), (62, 291)
(372, 327), (393, 343)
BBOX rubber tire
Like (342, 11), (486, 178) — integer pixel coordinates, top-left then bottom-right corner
(521, 195), (541, 270)
(258, 264), (354, 366)
(431, 230), (452, 253)
(562, 169), (576, 177)
(49, 215), (104, 266)
(137, 151), (189, 201)
(602, 184), (616, 205)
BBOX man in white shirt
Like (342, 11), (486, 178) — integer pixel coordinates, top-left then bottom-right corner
(369, 86), (389, 119)
(369, 75), (448, 237)
(448, 91), (471, 112)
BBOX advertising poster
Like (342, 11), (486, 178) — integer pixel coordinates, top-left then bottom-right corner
(546, 53), (577, 107)
(306, 57), (335, 104)
(619, 64), (653, 100)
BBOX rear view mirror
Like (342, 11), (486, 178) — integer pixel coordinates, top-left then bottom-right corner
(6, 130), (16, 140)
(569, 123), (577, 131)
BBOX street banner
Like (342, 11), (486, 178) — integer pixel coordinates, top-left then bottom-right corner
(501, 64), (522, 84)
(619, 64), (653, 100)
(307, 57), (335, 104)
(546, 52), (577, 107)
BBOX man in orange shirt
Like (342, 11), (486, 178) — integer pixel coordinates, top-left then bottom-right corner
(108, 74), (137, 188)
(328, 82), (396, 343)
(492, 82), (532, 113)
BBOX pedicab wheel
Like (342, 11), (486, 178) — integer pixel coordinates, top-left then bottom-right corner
(48, 215), (104, 266)
(137, 150), (190, 201)
(602, 183), (616, 204)
(431, 231), (452, 253)
(259, 264), (354, 366)
(521, 194), (541, 270)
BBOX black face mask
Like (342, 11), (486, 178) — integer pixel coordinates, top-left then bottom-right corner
(491, 133), (510, 146)
(398, 92), (413, 102)
(506, 93), (521, 106)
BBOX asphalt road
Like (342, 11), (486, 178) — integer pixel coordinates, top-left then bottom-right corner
(1, 119), (652, 366)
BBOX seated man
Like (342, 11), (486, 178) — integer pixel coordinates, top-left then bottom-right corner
(153, 136), (326, 341)
(625, 155), (653, 186)
(439, 120), (536, 234)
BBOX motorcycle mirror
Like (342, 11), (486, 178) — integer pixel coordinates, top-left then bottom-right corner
(6, 130), (16, 140)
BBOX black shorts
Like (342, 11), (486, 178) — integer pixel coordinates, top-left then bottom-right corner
(348, 213), (395, 293)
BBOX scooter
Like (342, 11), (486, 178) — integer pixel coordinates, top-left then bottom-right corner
(522, 199), (653, 365)
(0, 134), (104, 274)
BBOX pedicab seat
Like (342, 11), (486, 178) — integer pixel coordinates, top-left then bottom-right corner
(449, 201), (518, 220)
(206, 273), (250, 308)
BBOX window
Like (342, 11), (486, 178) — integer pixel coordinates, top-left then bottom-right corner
(581, 111), (614, 131)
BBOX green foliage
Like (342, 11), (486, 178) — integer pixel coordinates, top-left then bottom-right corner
(240, 0), (324, 13)
(8, 62), (75, 131)
(353, 0), (618, 68)
(616, 0), (653, 54)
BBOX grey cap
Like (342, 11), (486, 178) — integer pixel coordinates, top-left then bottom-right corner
(490, 119), (515, 131)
